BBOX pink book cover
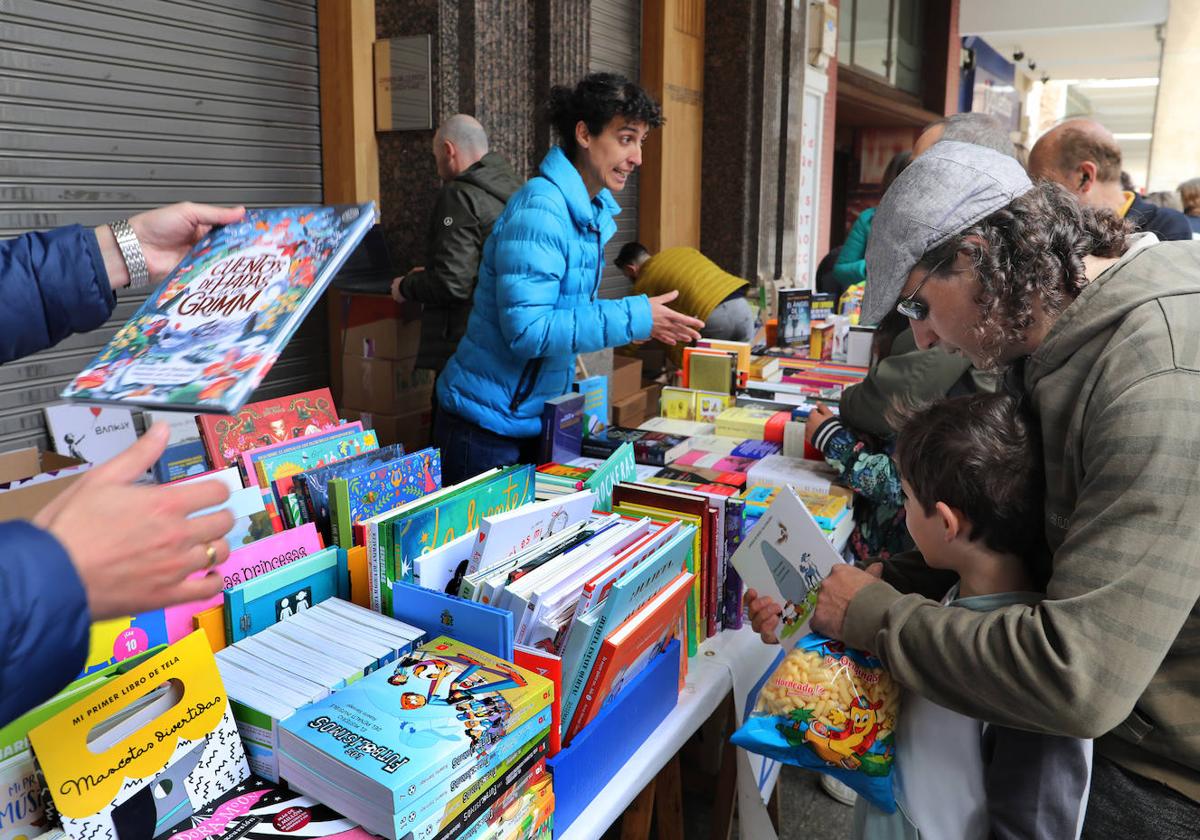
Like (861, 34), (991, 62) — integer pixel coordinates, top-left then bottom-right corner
(163, 522), (323, 642)
(711, 455), (757, 473)
(239, 421), (364, 487)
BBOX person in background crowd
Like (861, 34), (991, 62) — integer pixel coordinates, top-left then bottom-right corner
(434, 73), (703, 484)
(759, 141), (1200, 838)
(911, 112), (1015, 159)
(616, 242), (754, 343)
(391, 115), (523, 387)
(829, 150), (911, 296)
(1144, 190), (1184, 212)
(1028, 117), (1194, 241)
(0, 202), (243, 725)
(1177, 177), (1200, 236)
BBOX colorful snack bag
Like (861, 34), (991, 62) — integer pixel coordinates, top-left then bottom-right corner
(731, 633), (899, 811)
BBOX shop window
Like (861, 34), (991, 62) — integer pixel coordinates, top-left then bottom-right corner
(838, 0), (926, 95)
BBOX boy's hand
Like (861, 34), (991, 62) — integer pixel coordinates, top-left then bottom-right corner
(811, 564), (882, 640)
(744, 588), (783, 645)
(804, 403), (836, 446)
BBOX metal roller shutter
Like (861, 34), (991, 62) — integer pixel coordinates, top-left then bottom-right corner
(0, 0), (324, 452)
(589, 0), (641, 300)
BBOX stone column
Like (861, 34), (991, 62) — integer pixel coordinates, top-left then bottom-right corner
(1148, 0), (1200, 191)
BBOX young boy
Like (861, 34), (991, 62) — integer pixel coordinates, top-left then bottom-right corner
(853, 392), (1092, 840)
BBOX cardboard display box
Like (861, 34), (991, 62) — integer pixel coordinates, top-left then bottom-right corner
(611, 390), (647, 429)
(340, 354), (435, 415)
(640, 382), (663, 418)
(336, 291), (422, 361)
(610, 354), (643, 402)
(341, 407), (432, 452)
(0, 448), (90, 521)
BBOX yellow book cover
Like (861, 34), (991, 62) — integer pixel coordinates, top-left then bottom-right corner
(29, 631), (249, 840)
(697, 339), (751, 380)
(686, 350), (735, 394)
(660, 387), (697, 420)
(694, 391), (733, 423)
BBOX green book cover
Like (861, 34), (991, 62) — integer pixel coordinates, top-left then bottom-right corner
(584, 442), (636, 512)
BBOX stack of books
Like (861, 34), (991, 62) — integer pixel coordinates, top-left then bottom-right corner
(581, 426), (691, 466)
(278, 637), (554, 840)
(216, 598), (425, 781)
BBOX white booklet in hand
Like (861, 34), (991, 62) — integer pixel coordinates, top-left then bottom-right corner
(729, 485), (845, 648)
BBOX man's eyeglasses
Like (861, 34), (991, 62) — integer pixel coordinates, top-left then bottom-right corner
(895, 262), (944, 321)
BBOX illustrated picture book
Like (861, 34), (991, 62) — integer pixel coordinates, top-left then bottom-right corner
(200, 388), (342, 473)
(62, 205), (377, 414)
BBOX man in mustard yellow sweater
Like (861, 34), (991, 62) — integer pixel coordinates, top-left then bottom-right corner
(617, 243), (754, 342)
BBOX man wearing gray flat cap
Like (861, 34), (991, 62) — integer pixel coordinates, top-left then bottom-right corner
(751, 140), (1200, 833)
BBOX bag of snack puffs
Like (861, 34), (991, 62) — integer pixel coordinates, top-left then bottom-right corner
(731, 633), (898, 811)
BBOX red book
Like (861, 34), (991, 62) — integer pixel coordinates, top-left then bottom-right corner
(197, 387), (340, 473)
(566, 572), (694, 744)
(514, 645), (563, 756)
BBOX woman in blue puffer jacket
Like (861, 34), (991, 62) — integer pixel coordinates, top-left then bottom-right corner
(435, 73), (704, 483)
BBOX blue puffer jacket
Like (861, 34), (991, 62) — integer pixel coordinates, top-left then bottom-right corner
(438, 146), (653, 438)
(0, 224), (109, 725)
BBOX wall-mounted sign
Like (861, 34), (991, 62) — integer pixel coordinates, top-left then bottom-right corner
(374, 35), (432, 132)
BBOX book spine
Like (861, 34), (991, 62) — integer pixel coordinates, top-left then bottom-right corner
(366, 521), (381, 612)
(706, 509), (719, 639)
(381, 519), (396, 614)
(564, 644), (614, 744)
(722, 500), (745, 630)
(329, 478), (350, 549)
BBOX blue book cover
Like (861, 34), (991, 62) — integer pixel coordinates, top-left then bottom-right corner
(62, 203), (378, 413)
(558, 525), (694, 734)
(538, 393), (584, 464)
(223, 546), (349, 642)
(295, 442), (405, 538)
(151, 437), (209, 483)
(277, 637), (552, 809)
(330, 447), (440, 549)
(573, 375), (609, 437)
(391, 581), (513, 660)
(731, 439), (781, 460)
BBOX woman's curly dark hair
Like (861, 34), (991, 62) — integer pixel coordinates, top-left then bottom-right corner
(916, 181), (1129, 367)
(547, 72), (664, 159)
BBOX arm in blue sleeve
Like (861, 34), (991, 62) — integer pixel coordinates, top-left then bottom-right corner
(493, 200), (652, 359)
(0, 225), (116, 364)
(0, 522), (90, 726)
(830, 212), (873, 293)
(813, 418), (904, 507)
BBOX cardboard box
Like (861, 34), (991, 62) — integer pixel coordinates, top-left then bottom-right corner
(340, 354), (435, 414)
(639, 383), (663, 419)
(611, 355), (643, 402)
(0, 448), (90, 521)
(337, 291), (422, 361)
(342, 407), (432, 452)
(612, 390), (647, 428)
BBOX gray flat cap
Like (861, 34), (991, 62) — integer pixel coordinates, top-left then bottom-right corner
(861, 140), (1033, 325)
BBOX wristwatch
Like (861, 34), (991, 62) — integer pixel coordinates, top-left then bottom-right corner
(108, 218), (151, 288)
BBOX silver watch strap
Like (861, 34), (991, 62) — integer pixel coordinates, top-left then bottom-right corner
(108, 218), (150, 288)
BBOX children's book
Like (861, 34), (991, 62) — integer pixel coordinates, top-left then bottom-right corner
(276, 637), (552, 836)
(145, 409), (201, 444)
(581, 442), (636, 513)
(728, 485), (844, 649)
(62, 205), (378, 414)
(257, 429), (380, 512)
(44, 404), (137, 465)
(558, 525), (693, 736)
(29, 632), (250, 840)
(290, 441), (402, 530)
(391, 581), (514, 660)
(413, 530), (478, 593)
(512, 647), (563, 757)
(466, 490), (596, 577)
(240, 421), (364, 489)
(328, 447), (440, 549)
(163, 523), (324, 642)
(572, 375), (609, 437)
(376, 465), (535, 614)
(660, 386), (697, 420)
(80, 612), (170, 678)
(566, 571), (693, 742)
(201, 388), (342, 474)
(223, 546), (348, 643)
(152, 437), (209, 483)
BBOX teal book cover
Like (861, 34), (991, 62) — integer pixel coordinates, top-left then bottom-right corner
(573, 375), (609, 437)
(258, 429), (380, 510)
(331, 447), (441, 549)
(223, 546), (348, 642)
(384, 465), (534, 613)
(584, 442), (636, 512)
